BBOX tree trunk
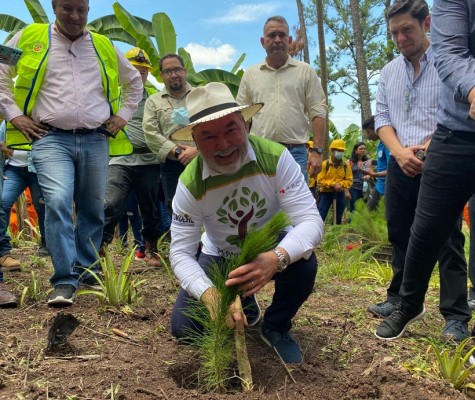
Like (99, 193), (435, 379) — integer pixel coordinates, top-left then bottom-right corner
(316, 0), (329, 153)
(385, 0), (394, 63)
(296, 0), (310, 64)
(349, 0), (372, 124)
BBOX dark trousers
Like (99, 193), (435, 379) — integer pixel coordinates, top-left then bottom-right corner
(400, 126), (474, 321)
(118, 191), (144, 252)
(161, 159), (185, 209)
(103, 164), (161, 243)
(469, 195), (475, 299)
(317, 191), (346, 224)
(171, 251), (317, 338)
(386, 154), (469, 320)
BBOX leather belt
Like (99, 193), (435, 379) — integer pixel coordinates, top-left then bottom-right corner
(45, 124), (110, 135)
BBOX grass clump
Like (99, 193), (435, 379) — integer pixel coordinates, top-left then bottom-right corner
(429, 338), (475, 390)
(78, 246), (145, 312)
(322, 199), (389, 254)
(184, 211), (290, 393)
(20, 271), (47, 305)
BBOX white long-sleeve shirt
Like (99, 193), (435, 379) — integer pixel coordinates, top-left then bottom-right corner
(170, 135), (324, 299)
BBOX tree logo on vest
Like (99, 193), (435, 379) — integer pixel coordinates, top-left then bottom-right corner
(216, 186), (267, 247)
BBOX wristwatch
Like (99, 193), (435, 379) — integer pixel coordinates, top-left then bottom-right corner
(273, 248), (288, 272)
(310, 146), (323, 154)
(174, 147), (183, 159)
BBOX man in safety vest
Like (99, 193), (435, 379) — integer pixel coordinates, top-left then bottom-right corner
(0, 0), (143, 306)
(101, 48), (163, 268)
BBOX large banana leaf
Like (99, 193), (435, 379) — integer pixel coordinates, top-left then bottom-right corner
(187, 69), (242, 97)
(152, 13), (176, 57)
(113, 2), (158, 66)
(178, 47), (195, 75)
(230, 53), (246, 74)
(0, 15), (27, 43)
(24, 0), (49, 24)
(88, 14), (155, 39)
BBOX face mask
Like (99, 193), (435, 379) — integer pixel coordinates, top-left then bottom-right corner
(171, 107), (189, 126)
(334, 151), (344, 160)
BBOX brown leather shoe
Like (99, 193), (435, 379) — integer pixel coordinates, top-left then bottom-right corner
(144, 241), (162, 268)
(0, 255), (21, 272)
(0, 283), (18, 308)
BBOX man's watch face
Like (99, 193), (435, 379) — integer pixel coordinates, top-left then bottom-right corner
(310, 146), (323, 154)
(175, 147), (183, 158)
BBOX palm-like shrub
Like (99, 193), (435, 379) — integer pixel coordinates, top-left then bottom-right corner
(79, 246), (145, 312)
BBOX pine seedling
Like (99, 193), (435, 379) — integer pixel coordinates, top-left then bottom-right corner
(184, 211), (290, 392)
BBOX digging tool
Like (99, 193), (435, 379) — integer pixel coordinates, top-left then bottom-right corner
(332, 192), (337, 225)
(234, 296), (253, 391)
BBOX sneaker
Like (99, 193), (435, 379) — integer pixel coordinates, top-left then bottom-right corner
(0, 283), (17, 308)
(135, 249), (146, 260)
(375, 305), (425, 340)
(367, 300), (398, 318)
(0, 255), (21, 272)
(241, 294), (261, 327)
(47, 284), (76, 307)
(468, 299), (475, 311)
(79, 274), (102, 290)
(441, 320), (470, 342)
(261, 327), (303, 363)
(36, 245), (50, 257)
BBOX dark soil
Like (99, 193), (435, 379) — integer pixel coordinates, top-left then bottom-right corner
(0, 244), (472, 399)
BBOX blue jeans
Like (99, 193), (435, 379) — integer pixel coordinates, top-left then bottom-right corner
(32, 131), (109, 288)
(118, 191), (145, 252)
(348, 187), (364, 212)
(171, 251), (317, 338)
(317, 192), (346, 224)
(399, 125), (472, 321)
(287, 144), (308, 183)
(2, 165), (46, 241)
(0, 160), (7, 283)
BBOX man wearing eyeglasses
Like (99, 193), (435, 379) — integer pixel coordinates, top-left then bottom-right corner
(370, 0), (469, 342)
(142, 54), (198, 214)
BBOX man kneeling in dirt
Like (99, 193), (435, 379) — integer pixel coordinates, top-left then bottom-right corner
(168, 82), (324, 364)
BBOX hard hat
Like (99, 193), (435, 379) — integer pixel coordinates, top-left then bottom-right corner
(124, 47), (153, 70)
(307, 140), (314, 148)
(330, 139), (346, 151)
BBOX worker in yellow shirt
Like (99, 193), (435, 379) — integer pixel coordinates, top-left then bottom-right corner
(317, 139), (353, 224)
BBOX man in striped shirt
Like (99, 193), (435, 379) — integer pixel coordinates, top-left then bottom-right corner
(369, 0), (470, 342)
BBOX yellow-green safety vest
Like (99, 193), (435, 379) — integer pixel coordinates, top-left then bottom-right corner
(6, 23), (133, 156)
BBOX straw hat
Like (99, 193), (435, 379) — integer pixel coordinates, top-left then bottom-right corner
(170, 82), (263, 142)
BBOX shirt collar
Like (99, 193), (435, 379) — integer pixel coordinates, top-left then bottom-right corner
(260, 55), (297, 71)
(52, 21), (88, 41)
(402, 44), (433, 65)
(201, 140), (257, 179)
(160, 83), (193, 100)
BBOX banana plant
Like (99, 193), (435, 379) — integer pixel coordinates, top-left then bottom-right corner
(112, 1), (245, 92)
(1, 0), (245, 94)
